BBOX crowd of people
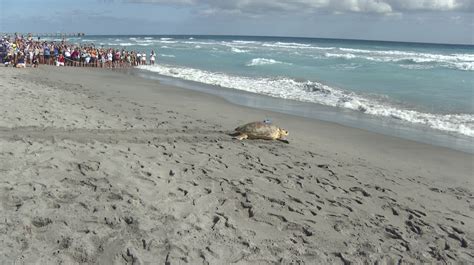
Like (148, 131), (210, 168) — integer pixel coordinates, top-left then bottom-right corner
(0, 33), (156, 68)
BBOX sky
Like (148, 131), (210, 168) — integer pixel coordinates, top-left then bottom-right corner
(0, 0), (473, 44)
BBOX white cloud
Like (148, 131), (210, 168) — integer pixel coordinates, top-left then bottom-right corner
(329, 0), (393, 13)
(386, 0), (469, 11)
(122, 0), (474, 15)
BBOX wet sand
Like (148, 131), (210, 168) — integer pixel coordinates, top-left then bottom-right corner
(0, 66), (472, 264)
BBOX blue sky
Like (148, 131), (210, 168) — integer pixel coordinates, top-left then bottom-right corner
(0, 0), (473, 44)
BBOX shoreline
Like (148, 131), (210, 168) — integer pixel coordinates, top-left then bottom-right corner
(1, 66), (473, 263)
(132, 68), (474, 154)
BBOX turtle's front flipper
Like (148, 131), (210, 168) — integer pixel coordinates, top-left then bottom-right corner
(277, 138), (290, 144)
(235, 133), (248, 140)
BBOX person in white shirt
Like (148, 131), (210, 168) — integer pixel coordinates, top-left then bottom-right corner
(141, 51), (146, 65)
(107, 50), (113, 68)
(64, 48), (71, 65)
(150, 50), (155, 65)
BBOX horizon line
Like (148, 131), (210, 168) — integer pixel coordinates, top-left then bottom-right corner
(85, 33), (474, 46)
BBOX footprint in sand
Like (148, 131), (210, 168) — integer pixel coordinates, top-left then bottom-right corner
(78, 161), (101, 176)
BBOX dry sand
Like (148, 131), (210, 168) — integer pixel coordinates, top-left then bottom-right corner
(0, 66), (473, 264)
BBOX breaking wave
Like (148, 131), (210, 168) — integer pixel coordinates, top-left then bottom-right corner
(231, 47), (249, 53)
(325, 48), (474, 71)
(247, 58), (292, 66)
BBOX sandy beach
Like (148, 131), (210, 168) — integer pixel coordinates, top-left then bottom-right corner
(0, 66), (472, 264)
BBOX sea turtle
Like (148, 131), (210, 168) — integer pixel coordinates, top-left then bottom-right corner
(232, 121), (289, 143)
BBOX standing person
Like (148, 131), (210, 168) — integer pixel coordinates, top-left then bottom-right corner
(107, 49), (113, 68)
(91, 49), (97, 67)
(12, 44), (18, 67)
(119, 49), (125, 68)
(43, 44), (50, 65)
(100, 50), (106, 68)
(34, 45), (40, 64)
(64, 48), (71, 66)
(85, 50), (91, 66)
(111, 49), (116, 67)
(53, 45), (59, 64)
(38, 43), (44, 64)
(80, 48), (87, 67)
(71, 48), (80, 66)
(32, 52), (39, 68)
(141, 51), (146, 65)
(136, 52), (141, 66)
(28, 48), (34, 66)
(131, 51), (136, 66)
(126, 52), (131, 66)
(114, 50), (121, 68)
(150, 50), (155, 65)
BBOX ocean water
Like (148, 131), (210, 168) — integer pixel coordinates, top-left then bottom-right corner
(59, 35), (473, 148)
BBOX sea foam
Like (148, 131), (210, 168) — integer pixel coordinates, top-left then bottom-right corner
(334, 48), (474, 71)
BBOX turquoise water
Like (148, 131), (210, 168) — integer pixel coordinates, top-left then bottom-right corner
(60, 35), (473, 138)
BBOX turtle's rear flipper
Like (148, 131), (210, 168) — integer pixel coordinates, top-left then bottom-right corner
(277, 139), (290, 144)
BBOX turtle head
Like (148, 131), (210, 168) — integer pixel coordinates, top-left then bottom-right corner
(279, 128), (289, 138)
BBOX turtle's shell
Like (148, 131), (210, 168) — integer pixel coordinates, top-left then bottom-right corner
(235, 121), (281, 139)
